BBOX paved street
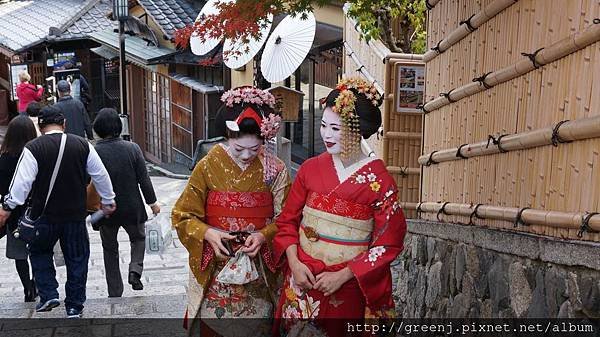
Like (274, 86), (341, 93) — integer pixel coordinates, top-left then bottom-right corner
(0, 176), (190, 319)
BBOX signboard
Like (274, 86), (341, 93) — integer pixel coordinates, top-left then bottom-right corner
(395, 62), (425, 113)
(9, 64), (28, 101)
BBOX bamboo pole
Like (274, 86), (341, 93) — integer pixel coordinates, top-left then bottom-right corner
(426, 0), (442, 11)
(422, 19), (600, 113)
(386, 131), (422, 140)
(418, 114), (600, 166)
(423, 0), (517, 62)
(343, 42), (385, 94)
(387, 166), (421, 176)
(406, 202), (600, 234)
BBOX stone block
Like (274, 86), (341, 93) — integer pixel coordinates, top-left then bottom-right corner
(425, 261), (442, 308)
(509, 261), (532, 317)
(527, 269), (549, 318)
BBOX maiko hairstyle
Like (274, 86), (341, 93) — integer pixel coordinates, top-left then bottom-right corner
(214, 88), (276, 139)
(93, 108), (122, 139)
(324, 88), (382, 139)
(0, 116), (37, 156)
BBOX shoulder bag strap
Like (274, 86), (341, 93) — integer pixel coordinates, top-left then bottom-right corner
(40, 133), (67, 214)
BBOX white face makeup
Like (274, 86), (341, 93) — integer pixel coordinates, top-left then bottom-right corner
(227, 134), (262, 166)
(320, 107), (343, 155)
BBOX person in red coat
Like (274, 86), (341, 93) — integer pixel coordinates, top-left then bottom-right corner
(16, 71), (44, 113)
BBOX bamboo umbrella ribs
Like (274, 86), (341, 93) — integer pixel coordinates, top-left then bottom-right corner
(422, 19), (600, 113)
(407, 202), (600, 237)
(418, 115), (600, 166)
(423, 0), (518, 62)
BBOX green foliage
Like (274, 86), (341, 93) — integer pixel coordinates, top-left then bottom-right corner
(347, 0), (427, 53)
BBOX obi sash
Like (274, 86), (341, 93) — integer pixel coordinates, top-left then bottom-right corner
(299, 193), (374, 266)
(205, 191), (274, 232)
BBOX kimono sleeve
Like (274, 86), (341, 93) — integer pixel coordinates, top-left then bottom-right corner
(272, 162), (310, 266)
(347, 175), (407, 313)
(171, 160), (210, 255)
(260, 166), (291, 271)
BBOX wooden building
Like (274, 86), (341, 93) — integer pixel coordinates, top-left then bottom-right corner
(90, 0), (226, 169)
(0, 0), (115, 117)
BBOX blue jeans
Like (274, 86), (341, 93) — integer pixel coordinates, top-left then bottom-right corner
(28, 218), (90, 311)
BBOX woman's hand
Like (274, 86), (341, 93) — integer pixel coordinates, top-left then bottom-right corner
(204, 228), (235, 259)
(240, 233), (265, 257)
(289, 259), (315, 291)
(314, 267), (354, 296)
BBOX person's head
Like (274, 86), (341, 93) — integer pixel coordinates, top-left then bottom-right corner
(225, 107), (264, 165)
(56, 80), (71, 98)
(18, 71), (31, 83)
(321, 78), (382, 158)
(26, 102), (42, 117)
(216, 87), (278, 165)
(93, 108), (122, 139)
(38, 105), (65, 133)
(0, 116), (37, 156)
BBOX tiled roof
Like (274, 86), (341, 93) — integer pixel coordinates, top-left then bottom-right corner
(0, 0), (93, 52)
(136, 0), (199, 38)
(60, 0), (115, 40)
(0, 0), (116, 53)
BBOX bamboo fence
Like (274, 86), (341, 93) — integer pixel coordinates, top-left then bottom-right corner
(344, 8), (424, 218)
(422, 0), (600, 241)
(423, 0), (519, 62)
(424, 9), (600, 113)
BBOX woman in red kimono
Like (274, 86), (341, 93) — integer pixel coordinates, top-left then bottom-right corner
(273, 78), (407, 336)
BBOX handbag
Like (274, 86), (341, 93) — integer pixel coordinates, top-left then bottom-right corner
(15, 134), (67, 244)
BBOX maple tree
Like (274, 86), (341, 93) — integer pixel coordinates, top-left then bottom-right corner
(174, 0), (426, 55)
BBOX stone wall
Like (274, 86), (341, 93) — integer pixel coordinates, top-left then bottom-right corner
(392, 220), (600, 318)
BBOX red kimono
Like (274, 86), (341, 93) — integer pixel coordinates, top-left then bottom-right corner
(273, 152), (407, 336)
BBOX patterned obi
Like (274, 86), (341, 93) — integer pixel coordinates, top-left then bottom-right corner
(205, 191), (274, 232)
(299, 192), (374, 266)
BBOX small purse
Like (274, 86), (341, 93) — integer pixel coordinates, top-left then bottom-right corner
(14, 134), (66, 244)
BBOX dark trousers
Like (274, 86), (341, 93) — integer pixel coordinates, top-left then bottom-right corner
(99, 222), (145, 297)
(28, 218), (89, 311)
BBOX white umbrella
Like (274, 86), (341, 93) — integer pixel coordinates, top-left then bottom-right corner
(190, 0), (232, 56)
(260, 12), (316, 83)
(223, 14), (273, 70)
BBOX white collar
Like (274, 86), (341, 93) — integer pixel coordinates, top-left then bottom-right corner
(331, 154), (376, 184)
(44, 130), (64, 135)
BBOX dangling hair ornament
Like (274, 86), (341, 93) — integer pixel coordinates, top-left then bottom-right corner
(260, 113), (282, 185)
(221, 87), (282, 185)
(333, 78), (382, 160)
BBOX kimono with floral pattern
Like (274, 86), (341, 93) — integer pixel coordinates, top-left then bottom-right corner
(172, 144), (290, 336)
(272, 152), (407, 336)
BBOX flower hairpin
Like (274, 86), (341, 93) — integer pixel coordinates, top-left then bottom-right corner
(221, 87), (276, 108)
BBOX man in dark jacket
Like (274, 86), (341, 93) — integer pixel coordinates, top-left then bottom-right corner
(93, 108), (160, 296)
(54, 80), (94, 140)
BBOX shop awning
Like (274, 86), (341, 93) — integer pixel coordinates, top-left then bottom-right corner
(89, 30), (178, 66)
(90, 45), (118, 60)
(169, 74), (224, 94)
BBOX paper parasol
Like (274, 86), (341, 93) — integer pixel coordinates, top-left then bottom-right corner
(223, 14), (273, 69)
(260, 12), (316, 83)
(190, 0), (232, 56)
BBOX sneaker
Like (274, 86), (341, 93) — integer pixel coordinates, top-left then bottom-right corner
(128, 271), (143, 291)
(36, 298), (60, 312)
(66, 307), (83, 318)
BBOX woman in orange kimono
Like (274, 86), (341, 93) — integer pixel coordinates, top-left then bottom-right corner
(172, 87), (290, 336)
(273, 78), (407, 336)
